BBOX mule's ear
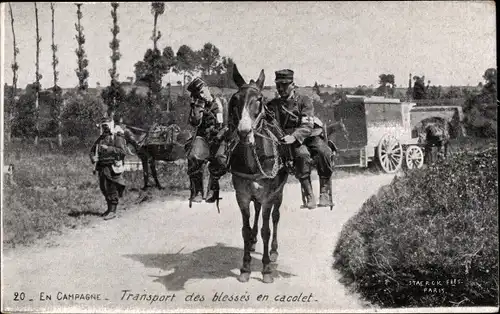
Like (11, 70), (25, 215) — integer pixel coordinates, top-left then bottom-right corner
(232, 64), (246, 88)
(256, 69), (265, 90)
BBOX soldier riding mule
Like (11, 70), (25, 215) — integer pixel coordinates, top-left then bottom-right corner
(184, 77), (230, 207)
(228, 65), (289, 284)
(266, 69), (335, 209)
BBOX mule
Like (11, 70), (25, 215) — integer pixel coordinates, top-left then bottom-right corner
(228, 65), (289, 284)
(419, 119), (451, 164)
(121, 124), (187, 190)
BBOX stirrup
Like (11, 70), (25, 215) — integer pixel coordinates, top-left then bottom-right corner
(205, 190), (220, 203)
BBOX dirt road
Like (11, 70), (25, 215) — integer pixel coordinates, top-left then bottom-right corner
(3, 174), (394, 312)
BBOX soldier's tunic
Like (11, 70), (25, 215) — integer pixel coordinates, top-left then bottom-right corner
(186, 95), (229, 178)
(89, 132), (127, 205)
(266, 91), (333, 179)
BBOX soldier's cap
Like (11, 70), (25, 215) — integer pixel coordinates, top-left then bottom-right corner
(275, 69), (294, 83)
(187, 77), (208, 94)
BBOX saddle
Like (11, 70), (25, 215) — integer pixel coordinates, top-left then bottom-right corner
(144, 123), (181, 146)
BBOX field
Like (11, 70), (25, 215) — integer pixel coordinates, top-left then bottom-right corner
(2, 141), (193, 250)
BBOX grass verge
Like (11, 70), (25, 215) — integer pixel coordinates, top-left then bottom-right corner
(333, 139), (498, 307)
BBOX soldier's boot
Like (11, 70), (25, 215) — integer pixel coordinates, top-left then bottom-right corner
(102, 203), (111, 217)
(103, 204), (117, 220)
(300, 177), (316, 210)
(318, 177), (334, 207)
(190, 174), (204, 203)
(205, 175), (220, 203)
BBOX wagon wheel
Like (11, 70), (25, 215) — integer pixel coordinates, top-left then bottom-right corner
(377, 134), (403, 173)
(405, 145), (424, 169)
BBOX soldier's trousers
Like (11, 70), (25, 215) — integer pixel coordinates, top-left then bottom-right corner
(99, 169), (120, 205)
(293, 136), (333, 179)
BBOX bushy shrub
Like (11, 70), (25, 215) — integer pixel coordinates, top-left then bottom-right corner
(11, 85), (38, 138)
(61, 91), (104, 141)
(333, 146), (498, 307)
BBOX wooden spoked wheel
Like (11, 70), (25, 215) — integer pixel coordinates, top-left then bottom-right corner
(405, 145), (424, 169)
(377, 134), (403, 173)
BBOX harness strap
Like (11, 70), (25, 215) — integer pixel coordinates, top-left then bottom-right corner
(230, 170), (269, 181)
(280, 104), (300, 120)
(123, 124), (148, 133)
(230, 127), (283, 180)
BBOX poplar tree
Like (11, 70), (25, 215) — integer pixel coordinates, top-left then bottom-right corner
(102, 2), (123, 121)
(34, 2), (42, 145)
(50, 3), (63, 146)
(7, 3), (19, 142)
(75, 3), (89, 91)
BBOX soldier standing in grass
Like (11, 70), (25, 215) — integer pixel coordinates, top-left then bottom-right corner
(266, 69), (334, 209)
(90, 117), (127, 220)
(185, 77), (229, 204)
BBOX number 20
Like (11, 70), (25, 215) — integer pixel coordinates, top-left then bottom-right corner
(14, 292), (25, 301)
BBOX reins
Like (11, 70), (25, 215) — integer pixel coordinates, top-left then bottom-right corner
(230, 93), (284, 180)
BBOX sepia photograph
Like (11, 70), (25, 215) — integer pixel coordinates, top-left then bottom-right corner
(1, 1), (498, 313)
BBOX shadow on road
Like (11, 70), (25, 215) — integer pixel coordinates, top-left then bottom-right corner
(68, 210), (103, 217)
(124, 243), (295, 290)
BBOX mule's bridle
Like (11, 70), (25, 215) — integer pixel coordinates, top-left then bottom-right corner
(231, 87), (283, 180)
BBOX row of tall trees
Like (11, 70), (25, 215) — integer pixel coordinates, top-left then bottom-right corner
(7, 2), (234, 144)
(6, 2), (496, 145)
(6, 3), (108, 145)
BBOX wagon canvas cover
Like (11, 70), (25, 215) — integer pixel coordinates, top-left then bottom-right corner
(332, 99), (367, 150)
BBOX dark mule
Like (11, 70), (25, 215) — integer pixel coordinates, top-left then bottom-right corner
(419, 119), (451, 164)
(228, 65), (289, 284)
(121, 124), (187, 190)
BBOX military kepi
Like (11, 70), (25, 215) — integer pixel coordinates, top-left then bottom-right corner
(187, 77), (208, 94)
(275, 69), (294, 83)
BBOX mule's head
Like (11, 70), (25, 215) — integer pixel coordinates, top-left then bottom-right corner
(229, 64), (265, 145)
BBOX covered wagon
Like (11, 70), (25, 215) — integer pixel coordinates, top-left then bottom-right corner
(327, 95), (464, 173)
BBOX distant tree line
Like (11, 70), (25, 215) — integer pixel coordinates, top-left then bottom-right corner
(311, 69), (497, 138)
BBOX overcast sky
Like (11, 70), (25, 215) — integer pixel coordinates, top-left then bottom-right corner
(1, 1), (496, 89)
